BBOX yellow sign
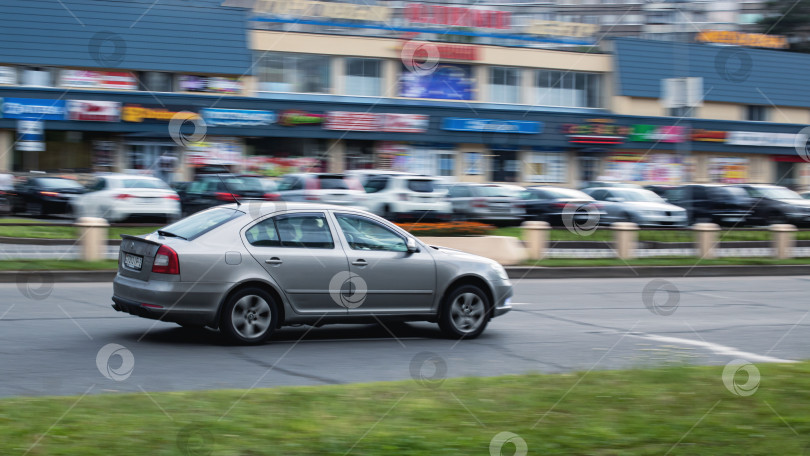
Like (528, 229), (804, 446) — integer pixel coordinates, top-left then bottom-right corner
(697, 30), (788, 49)
(122, 105), (200, 123)
(253, 0), (391, 23)
(525, 20), (599, 38)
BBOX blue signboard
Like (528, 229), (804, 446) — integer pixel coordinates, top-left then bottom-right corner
(399, 64), (474, 101)
(1, 98), (67, 120)
(201, 108), (276, 127)
(442, 117), (543, 134)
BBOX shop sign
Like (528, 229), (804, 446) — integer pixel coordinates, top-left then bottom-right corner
(696, 30), (788, 49)
(691, 129), (727, 142)
(560, 119), (630, 145)
(324, 112), (428, 133)
(59, 70), (138, 90)
(398, 41), (479, 61)
(254, 0), (391, 22)
(67, 100), (121, 122)
(400, 63), (473, 100)
(201, 108), (276, 126)
(178, 75), (242, 94)
(17, 120), (45, 152)
(278, 110), (325, 126)
(1, 97), (67, 120)
(525, 21), (599, 38)
(0, 66), (17, 85)
(726, 131), (797, 147)
(442, 118), (542, 134)
(122, 104), (200, 123)
(628, 125), (686, 143)
(404, 3), (510, 30)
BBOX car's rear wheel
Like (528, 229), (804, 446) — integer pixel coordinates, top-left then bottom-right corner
(220, 287), (277, 344)
(438, 284), (491, 339)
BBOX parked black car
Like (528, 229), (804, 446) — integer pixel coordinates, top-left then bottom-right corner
(9, 176), (87, 217)
(176, 174), (273, 216)
(734, 184), (810, 226)
(519, 186), (604, 225)
(649, 184), (752, 226)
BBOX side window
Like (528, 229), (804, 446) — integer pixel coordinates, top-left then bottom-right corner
(590, 190), (607, 201)
(275, 213), (334, 249)
(290, 178), (304, 191)
(245, 218), (281, 247)
(364, 177), (388, 193)
(450, 186), (470, 198)
(87, 179), (106, 192)
(336, 213), (408, 252)
(691, 186), (708, 200)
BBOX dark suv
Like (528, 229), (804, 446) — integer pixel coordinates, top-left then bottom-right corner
(734, 184), (810, 226)
(177, 174), (271, 216)
(649, 184), (753, 226)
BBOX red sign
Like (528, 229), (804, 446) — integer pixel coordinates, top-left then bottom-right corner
(405, 3), (510, 30)
(59, 70), (137, 90)
(324, 112), (429, 133)
(67, 100), (121, 122)
(691, 129), (727, 142)
(401, 41), (478, 61)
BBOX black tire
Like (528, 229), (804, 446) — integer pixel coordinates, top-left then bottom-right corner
(220, 287), (278, 344)
(438, 284), (491, 339)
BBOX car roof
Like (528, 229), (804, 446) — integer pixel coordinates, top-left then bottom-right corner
(223, 202), (372, 217)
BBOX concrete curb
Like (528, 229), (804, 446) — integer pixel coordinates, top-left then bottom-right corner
(2, 265), (810, 283)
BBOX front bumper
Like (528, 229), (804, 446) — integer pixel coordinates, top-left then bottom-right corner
(492, 280), (513, 317)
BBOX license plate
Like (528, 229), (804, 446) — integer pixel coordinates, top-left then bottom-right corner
(124, 253), (143, 270)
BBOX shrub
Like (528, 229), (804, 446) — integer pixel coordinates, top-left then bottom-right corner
(396, 221), (496, 237)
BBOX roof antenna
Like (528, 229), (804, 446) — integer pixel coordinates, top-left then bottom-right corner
(216, 172), (241, 207)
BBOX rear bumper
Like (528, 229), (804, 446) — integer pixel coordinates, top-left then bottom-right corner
(112, 273), (222, 326)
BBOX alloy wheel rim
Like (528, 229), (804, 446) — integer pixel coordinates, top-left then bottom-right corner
(450, 292), (484, 333)
(231, 295), (272, 339)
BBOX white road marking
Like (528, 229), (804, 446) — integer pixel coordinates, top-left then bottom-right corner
(631, 333), (797, 364)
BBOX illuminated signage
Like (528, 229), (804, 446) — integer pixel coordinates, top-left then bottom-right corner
(122, 105), (199, 123)
(201, 108), (276, 127)
(1, 98), (67, 120)
(525, 21), (599, 38)
(179, 75), (242, 94)
(324, 112), (428, 133)
(691, 129), (726, 142)
(628, 125), (686, 143)
(59, 70), (138, 90)
(253, 0), (391, 22)
(561, 119), (630, 145)
(278, 110), (324, 126)
(67, 100), (121, 122)
(399, 41), (479, 61)
(726, 131), (797, 147)
(697, 30), (788, 49)
(442, 118), (542, 134)
(404, 3), (510, 30)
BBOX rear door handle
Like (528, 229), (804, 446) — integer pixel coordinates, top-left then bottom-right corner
(265, 257), (283, 265)
(351, 259), (367, 266)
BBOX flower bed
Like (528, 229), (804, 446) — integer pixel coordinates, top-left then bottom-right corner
(396, 221), (496, 237)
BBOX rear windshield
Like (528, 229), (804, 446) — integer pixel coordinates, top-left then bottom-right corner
(121, 179), (169, 189)
(318, 176), (350, 190)
(406, 179), (435, 193)
(37, 178), (84, 189)
(160, 207), (243, 240)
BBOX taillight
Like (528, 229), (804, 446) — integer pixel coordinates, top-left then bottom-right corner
(152, 245), (179, 275)
(472, 198), (486, 208)
(40, 191), (59, 197)
(164, 195), (180, 201)
(215, 192), (237, 202)
(551, 203), (568, 209)
(264, 192), (281, 201)
(116, 193), (134, 200)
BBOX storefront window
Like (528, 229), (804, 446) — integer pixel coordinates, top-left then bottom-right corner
(126, 143), (177, 174)
(256, 52), (331, 94)
(489, 67), (521, 104)
(345, 58), (381, 97)
(464, 152), (483, 175)
(139, 72), (173, 92)
(527, 152), (566, 183)
(535, 70), (600, 108)
(21, 67), (54, 87)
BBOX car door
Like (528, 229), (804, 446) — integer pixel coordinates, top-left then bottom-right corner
(242, 211), (350, 315)
(332, 212), (435, 314)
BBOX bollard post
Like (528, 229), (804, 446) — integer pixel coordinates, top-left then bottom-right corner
(770, 224), (797, 259)
(692, 223), (721, 259)
(521, 220), (550, 261)
(75, 217), (109, 261)
(611, 222), (639, 260)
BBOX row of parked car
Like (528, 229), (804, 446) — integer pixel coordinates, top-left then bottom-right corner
(2, 170), (810, 227)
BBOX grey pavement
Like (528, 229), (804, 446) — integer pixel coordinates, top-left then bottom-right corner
(0, 276), (808, 397)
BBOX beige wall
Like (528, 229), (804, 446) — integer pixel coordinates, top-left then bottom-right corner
(0, 130), (11, 172)
(770, 106), (810, 124)
(611, 96), (662, 117)
(698, 102), (742, 121)
(612, 96), (810, 124)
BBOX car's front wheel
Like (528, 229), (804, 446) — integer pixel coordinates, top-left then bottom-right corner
(438, 284), (491, 339)
(220, 287), (277, 344)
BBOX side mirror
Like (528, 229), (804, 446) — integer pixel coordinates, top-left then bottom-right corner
(406, 237), (419, 253)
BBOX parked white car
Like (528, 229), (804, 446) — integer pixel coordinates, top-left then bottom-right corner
(72, 174), (181, 222)
(361, 174), (452, 221)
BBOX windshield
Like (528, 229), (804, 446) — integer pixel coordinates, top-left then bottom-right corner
(406, 179), (436, 193)
(121, 179), (170, 189)
(612, 189), (666, 203)
(37, 178), (84, 189)
(744, 186), (802, 199)
(159, 207), (243, 240)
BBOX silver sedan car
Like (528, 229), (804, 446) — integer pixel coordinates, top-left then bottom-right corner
(112, 202), (513, 344)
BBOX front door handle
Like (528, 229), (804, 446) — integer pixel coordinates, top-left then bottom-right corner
(265, 257), (283, 265)
(351, 259), (367, 266)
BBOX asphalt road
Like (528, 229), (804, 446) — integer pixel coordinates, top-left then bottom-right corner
(1, 276), (808, 397)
